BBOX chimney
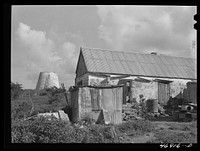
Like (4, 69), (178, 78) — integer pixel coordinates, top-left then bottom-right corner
(151, 52), (157, 55)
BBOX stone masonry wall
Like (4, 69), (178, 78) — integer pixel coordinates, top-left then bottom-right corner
(131, 80), (158, 103)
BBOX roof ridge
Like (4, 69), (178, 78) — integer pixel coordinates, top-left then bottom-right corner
(81, 47), (196, 60)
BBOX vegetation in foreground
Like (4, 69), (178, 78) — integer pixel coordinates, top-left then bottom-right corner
(11, 82), (197, 143)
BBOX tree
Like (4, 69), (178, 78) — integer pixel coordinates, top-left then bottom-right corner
(11, 82), (23, 99)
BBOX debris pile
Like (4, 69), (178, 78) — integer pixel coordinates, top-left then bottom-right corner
(37, 110), (69, 121)
(122, 103), (140, 121)
(172, 102), (197, 122)
(122, 100), (171, 121)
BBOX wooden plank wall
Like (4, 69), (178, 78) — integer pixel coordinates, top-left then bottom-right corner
(187, 82), (197, 104)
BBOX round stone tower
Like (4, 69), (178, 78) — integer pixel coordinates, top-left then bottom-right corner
(35, 72), (60, 90)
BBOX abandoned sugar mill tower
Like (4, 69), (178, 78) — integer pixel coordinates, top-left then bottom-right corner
(35, 72), (60, 90)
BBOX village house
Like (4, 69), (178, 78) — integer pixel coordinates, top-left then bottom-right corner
(75, 47), (197, 106)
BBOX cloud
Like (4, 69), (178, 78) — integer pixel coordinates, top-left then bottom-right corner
(15, 23), (79, 88)
(96, 6), (196, 58)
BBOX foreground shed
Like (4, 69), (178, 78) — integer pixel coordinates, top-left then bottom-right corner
(69, 85), (123, 124)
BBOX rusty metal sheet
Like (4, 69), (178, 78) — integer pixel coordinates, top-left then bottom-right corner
(90, 88), (101, 110)
(115, 87), (123, 110)
(101, 89), (114, 110)
(100, 88), (122, 124)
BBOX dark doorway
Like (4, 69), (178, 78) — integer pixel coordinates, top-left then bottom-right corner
(123, 80), (131, 104)
(158, 82), (170, 105)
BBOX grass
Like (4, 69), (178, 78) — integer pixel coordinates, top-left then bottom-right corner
(147, 121), (197, 143)
(114, 119), (155, 142)
(149, 130), (197, 143)
(11, 113), (197, 144)
(167, 121), (197, 131)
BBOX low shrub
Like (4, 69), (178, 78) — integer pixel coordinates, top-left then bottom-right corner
(11, 82), (23, 100)
(11, 116), (120, 143)
(11, 101), (32, 120)
(11, 116), (75, 143)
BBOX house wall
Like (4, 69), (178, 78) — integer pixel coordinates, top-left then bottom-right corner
(131, 80), (158, 103)
(88, 75), (105, 86)
(187, 82), (197, 104)
(75, 71), (194, 104)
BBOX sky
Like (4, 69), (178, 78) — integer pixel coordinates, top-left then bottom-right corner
(11, 5), (197, 89)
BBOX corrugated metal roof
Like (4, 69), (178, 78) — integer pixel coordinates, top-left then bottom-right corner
(80, 47), (196, 79)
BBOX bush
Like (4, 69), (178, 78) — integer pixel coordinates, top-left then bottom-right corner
(11, 82), (23, 100)
(11, 101), (32, 120)
(11, 116), (120, 143)
(12, 116), (75, 143)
